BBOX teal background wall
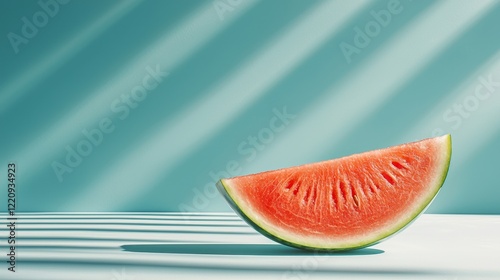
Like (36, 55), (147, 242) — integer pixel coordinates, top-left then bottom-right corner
(1, 0), (499, 214)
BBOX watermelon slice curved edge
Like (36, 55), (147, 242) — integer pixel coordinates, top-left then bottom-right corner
(216, 135), (452, 251)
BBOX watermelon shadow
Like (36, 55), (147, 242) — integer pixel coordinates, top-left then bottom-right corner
(121, 243), (384, 256)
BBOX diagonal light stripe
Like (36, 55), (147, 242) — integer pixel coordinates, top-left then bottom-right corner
(0, 0), (143, 113)
(243, 0), (496, 174)
(66, 0), (370, 211)
(9, 0), (259, 177)
(402, 50), (500, 147)
(448, 65), (500, 166)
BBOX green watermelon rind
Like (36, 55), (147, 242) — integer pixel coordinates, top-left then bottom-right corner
(217, 135), (452, 251)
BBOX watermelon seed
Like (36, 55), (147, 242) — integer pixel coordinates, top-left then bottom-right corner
(366, 176), (379, 194)
(292, 183), (300, 196)
(310, 185), (317, 204)
(351, 183), (361, 209)
(284, 180), (295, 192)
(391, 161), (406, 170)
(340, 181), (348, 203)
(353, 194), (360, 208)
(381, 171), (396, 186)
(303, 186), (312, 205)
(330, 182), (339, 207)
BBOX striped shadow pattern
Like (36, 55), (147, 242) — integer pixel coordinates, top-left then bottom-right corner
(0, 213), (499, 279)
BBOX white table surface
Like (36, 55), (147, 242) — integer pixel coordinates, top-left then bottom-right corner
(1, 212), (499, 280)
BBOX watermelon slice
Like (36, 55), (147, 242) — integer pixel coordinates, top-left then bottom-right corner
(217, 135), (452, 251)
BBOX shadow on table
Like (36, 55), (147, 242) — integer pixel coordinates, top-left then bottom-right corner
(118, 244), (472, 276)
(121, 243), (384, 256)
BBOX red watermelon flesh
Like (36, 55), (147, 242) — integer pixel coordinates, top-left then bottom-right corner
(217, 135), (452, 250)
